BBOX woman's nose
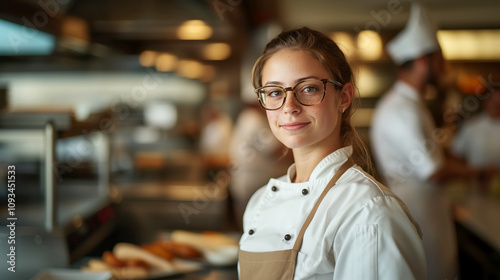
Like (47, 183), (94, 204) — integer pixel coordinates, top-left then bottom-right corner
(282, 90), (301, 114)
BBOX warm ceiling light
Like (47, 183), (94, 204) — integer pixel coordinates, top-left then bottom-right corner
(202, 43), (231, 60)
(177, 20), (213, 40)
(356, 30), (383, 60)
(62, 16), (89, 41)
(176, 59), (204, 79)
(438, 29), (500, 60)
(155, 52), (178, 72)
(139, 50), (158, 67)
(330, 32), (355, 58)
(356, 65), (385, 97)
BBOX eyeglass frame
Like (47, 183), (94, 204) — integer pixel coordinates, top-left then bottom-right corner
(254, 78), (343, 110)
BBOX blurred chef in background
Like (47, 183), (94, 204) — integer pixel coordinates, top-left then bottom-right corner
(370, 3), (483, 279)
(199, 102), (233, 169)
(452, 85), (500, 168)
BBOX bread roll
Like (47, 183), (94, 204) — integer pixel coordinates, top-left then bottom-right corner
(113, 243), (175, 271)
(160, 241), (203, 259)
(102, 251), (125, 267)
(170, 230), (237, 251)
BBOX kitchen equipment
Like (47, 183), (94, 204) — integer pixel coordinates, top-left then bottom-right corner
(0, 117), (115, 280)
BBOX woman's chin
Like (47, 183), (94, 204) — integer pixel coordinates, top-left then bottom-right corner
(281, 139), (310, 150)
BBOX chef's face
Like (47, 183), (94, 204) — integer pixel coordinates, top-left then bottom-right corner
(260, 49), (344, 150)
(427, 50), (446, 86)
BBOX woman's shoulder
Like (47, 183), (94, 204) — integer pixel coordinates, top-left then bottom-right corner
(333, 166), (414, 216)
(339, 166), (391, 197)
(334, 166), (422, 233)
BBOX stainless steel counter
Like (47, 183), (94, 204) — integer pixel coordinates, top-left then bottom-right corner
(453, 189), (500, 251)
(447, 181), (500, 278)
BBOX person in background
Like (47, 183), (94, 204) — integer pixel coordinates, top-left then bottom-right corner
(452, 85), (500, 168)
(199, 103), (233, 169)
(239, 26), (426, 279)
(370, 3), (483, 279)
(229, 103), (290, 230)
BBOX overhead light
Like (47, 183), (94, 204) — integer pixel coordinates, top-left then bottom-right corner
(139, 50), (158, 67)
(61, 16), (89, 41)
(176, 59), (204, 79)
(177, 20), (213, 40)
(330, 32), (355, 58)
(202, 43), (231, 60)
(155, 52), (177, 72)
(58, 16), (90, 54)
(356, 65), (393, 97)
(356, 30), (383, 60)
(437, 29), (500, 60)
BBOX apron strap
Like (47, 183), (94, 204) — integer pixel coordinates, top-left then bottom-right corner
(292, 158), (354, 251)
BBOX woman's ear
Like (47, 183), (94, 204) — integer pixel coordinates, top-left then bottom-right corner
(339, 82), (354, 111)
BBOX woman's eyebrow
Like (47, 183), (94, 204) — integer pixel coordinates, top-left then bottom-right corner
(295, 75), (319, 83)
(264, 80), (283, 86)
(264, 76), (320, 86)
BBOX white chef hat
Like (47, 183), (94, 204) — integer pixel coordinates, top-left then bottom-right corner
(386, 2), (440, 65)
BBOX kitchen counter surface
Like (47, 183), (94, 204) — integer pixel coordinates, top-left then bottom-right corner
(450, 183), (500, 251)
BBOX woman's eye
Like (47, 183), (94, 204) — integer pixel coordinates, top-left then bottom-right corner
(302, 86), (318, 93)
(268, 90), (283, 97)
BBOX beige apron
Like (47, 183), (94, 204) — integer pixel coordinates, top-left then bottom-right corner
(239, 158), (354, 280)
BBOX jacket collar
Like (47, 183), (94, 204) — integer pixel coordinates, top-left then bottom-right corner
(285, 146), (353, 183)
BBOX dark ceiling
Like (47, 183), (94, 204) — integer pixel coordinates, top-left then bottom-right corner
(1, 0), (499, 70)
(1, 0), (269, 57)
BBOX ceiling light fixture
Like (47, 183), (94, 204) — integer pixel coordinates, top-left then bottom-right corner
(155, 52), (178, 72)
(356, 30), (383, 60)
(176, 59), (204, 79)
(177, 20), (213, 40)
(330, 32), (355, 58)
(139, 50), (158, 67)
(437, 29), (500, 60)
(202, 43), (231, 60)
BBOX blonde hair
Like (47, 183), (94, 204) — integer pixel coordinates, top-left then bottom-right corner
(251, 26), (374, 175)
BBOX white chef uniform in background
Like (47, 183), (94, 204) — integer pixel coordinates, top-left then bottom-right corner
(452, 113), (500, 168)
(452, 88), (500, 168)
(371, 3), (459, 279)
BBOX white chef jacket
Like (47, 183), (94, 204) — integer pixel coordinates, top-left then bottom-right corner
(452, 112), (500, 168)
(370, 81), (458, 280)
(239, 146), (426, 280)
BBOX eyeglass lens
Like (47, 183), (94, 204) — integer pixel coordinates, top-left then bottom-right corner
(259, 79), (325, 110)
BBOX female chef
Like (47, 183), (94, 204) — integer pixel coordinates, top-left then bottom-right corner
(238, 27), (426, 280)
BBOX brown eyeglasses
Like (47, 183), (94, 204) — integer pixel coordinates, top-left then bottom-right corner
(255, 78), (343, 110)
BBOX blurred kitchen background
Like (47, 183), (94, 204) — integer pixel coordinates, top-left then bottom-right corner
(0, 0), (499, 279)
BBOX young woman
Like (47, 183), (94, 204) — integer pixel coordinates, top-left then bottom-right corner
(238, 27), (426, 280)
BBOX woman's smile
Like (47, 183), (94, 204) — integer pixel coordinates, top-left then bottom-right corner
(279, 121), (310, 131)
